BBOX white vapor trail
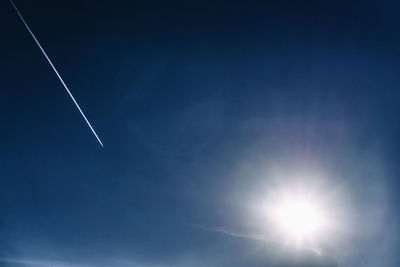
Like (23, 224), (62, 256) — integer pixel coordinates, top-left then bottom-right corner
(10, 0), (104, 147)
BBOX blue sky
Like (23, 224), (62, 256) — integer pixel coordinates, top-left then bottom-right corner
(1, 0), (400, 266)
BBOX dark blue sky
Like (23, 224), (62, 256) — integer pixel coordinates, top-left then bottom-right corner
(1, 0), (400, 266)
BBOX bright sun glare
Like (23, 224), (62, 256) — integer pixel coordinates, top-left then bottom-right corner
(269, 193), (328, 243)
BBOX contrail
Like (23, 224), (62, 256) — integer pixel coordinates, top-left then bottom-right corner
(10, 0), (104, 147)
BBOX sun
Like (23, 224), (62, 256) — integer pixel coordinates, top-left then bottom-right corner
(274, 198), (324, 240)
(268, 192), (328, 244)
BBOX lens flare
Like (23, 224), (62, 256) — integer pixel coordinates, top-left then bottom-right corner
(268, 191), (330, 245)
(274, 198), (325, 239)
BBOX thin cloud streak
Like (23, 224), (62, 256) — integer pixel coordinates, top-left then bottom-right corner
(0, 258), (94, 267)
(0, 257), (163, 267)
(0, 257), (205, 267)
(191, 223), (323, 255)
(190, 223), (266, 242)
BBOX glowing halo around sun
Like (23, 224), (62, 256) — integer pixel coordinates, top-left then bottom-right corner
(266, 189), (332, 246)
(271, 196), (326, 241)
(242, 165), (349, 254)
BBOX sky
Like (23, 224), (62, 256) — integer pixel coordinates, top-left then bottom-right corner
(1, 0), (400, 266)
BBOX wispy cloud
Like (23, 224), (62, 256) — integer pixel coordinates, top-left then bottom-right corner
(190, 223), (323, 255)
(0, 258), (95, 267)
(0, 257), (184, 267)
(190, 223), (266, 242)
